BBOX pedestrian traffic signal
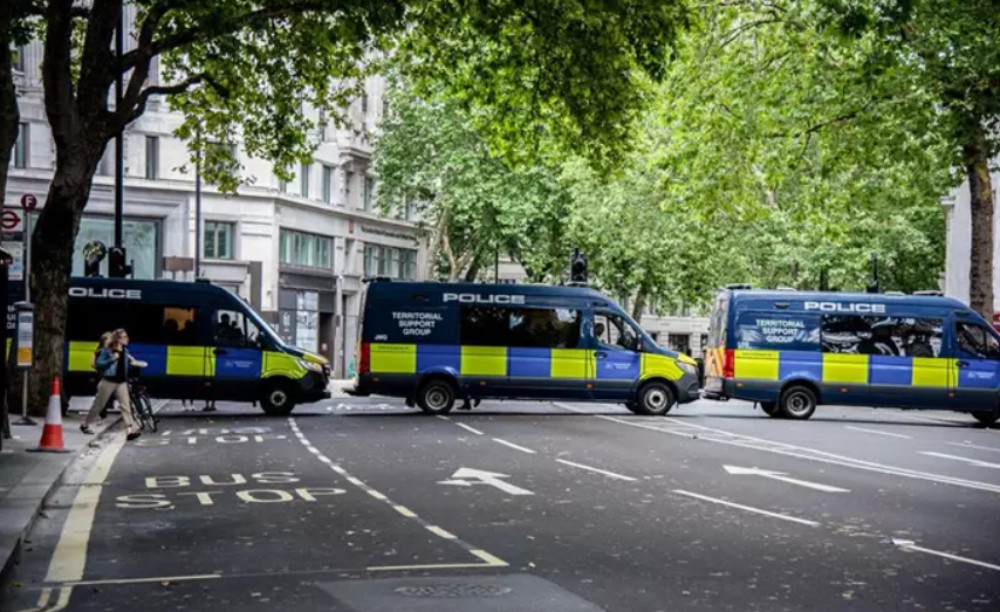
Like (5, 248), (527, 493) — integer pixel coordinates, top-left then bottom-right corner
(108, 246), (132, 278)
(570, 249), (588, 285)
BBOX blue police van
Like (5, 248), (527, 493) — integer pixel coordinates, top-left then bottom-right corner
(348, 280), (701, 415)
(703, 288), (1000, 426)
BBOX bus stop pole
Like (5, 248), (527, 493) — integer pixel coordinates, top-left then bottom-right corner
(13, 218), (34, 426)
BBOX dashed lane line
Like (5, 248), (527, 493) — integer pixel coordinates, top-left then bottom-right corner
(556, 458), (637, 482)
(946, 441), (1000, 454)
(287, 417), (508, 571)
(891, 539), (1000, 572)
(673, 490), (820, 527)
(845, 426), (912, 439)
(492, 438), (537, 454)
(454, 422), (485, 436)
(553, 403), (1000, 495)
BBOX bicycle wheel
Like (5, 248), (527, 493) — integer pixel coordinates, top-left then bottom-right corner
(133, 388), (157, 433)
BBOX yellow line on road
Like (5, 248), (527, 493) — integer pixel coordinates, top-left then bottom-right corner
(425, 526), (458, 540)
(61, 573), (222, 587)
(469, 549), (509, 567)
(367, 562), (500, 572)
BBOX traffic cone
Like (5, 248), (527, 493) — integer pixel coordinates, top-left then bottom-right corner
(28, 378), (71, 454)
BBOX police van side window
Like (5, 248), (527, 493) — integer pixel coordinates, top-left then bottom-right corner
(215, 309), (261, 347)
(955, 322), (1000, 359)
(821, 315), (942, 357)
(67, 301), (200, 347)
(594, 313), (638, 351)
(509, 308), (581, 349)
(460, 307), (511, 346)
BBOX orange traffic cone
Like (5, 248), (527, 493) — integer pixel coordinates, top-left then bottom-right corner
(28, 378), (71, 454)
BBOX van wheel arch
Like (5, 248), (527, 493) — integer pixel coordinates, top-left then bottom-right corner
(779, 379), (821, 404)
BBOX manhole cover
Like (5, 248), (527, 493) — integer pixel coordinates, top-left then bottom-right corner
(394, 584), (512, 599)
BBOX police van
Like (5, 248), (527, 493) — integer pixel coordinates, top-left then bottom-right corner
(8, 277), (331, 415)
(703, 288), (1000, 426)
(348, 280), (701, 415)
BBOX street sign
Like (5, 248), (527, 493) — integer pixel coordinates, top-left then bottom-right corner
(2, 209), (20, 231)
(723, 465), (850, 492)
(20, 193), (37, 211)
(438, 467), (534, 496)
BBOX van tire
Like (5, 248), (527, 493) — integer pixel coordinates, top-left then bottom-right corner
(779, 385), (817, 420)
(417, 379), (456, 415)
(634, 381), (675, 416)
(972, 406), (999, 427)
(261, 381), (296, 416)
(760, 401), (781, 417)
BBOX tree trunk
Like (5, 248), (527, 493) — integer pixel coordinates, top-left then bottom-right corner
(964, 127), (995, 320)
(0, 38), (18, 197)
(27, 159), (93, 416)
(631, 288), (646, 323)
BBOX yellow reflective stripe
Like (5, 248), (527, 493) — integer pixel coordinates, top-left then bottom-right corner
(67, 341), (97, 372)
(461, 346), (506, 376)
(641, 353), (685, 381)
(550, 348), (594, 379)
(263, 351), (306, 379)
(167, 346), (211, 376)
(370, 343), (417, 374)
(911, 357), (957, 388)
(734, 349), (779, 380)
(823, 353), (868, 384)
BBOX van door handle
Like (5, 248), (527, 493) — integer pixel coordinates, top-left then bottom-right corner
(957, 360), (969, 368)
(595, 351), (608, 359)
(214, 348), (228, 356)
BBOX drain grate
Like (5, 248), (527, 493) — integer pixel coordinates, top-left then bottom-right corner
(394, 584), (513, 599)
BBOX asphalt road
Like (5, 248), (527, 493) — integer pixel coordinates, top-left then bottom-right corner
(4, 397), (999, 611)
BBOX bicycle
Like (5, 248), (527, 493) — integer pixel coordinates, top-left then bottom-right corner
(128, 365), (157, 433)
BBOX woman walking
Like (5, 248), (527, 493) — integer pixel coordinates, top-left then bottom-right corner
(81, 329), (142, 440)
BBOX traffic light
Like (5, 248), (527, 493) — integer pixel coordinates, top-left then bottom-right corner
(569, 249), (588, 285)
(82, 241), (107, 277)
(108, 246), (132, 278)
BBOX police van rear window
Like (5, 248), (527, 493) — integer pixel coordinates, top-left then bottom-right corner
(736, 312), (820, 351)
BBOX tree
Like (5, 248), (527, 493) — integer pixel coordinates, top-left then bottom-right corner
(815, 0), (1000, 318)
(1, 0), (687, 414)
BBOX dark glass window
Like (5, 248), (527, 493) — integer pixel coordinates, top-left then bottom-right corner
(737, 312), (820, 351)
(460, 307), (511, 346)
(215, 309), (261, 348)
(66, 301), (200, 346)
(508, 308), (581, 348)
(821, 316), (943, 357)
(594, 313), (639, 351)
(955, 322), (1000, 359)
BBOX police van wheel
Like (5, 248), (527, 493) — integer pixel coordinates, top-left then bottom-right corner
(417, 379), (456, 415)
(635, 382), (675, 416)
(779, 385), (817, 420)
(760, 401), (781, 417)
(972, 406), (999, 427)
(261, 382), (296, 416)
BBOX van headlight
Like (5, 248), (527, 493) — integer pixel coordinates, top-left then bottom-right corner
(298, 359), (323, 373)
(678, 361), (698, 377)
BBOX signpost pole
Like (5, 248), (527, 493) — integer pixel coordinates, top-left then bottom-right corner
(13, 302), (35, 426)
(13, 196), (36, 426)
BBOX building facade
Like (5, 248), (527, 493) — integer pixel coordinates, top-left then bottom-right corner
(5, 38), (427, 378)
(942, 165), (1000, 314)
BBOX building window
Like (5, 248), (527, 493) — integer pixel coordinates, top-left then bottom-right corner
(145, 136), (159, 179)
(322, 165), (334, 204)
(203, 221), (234, 260)
(363, 177), (374, 211)
(345, 170), (354, 207)
(361, 89), (368, 114)
(280, 229), (332, 269)
(67, 216), (159, 279)
(401, 249), (417, 280)
(668, 333), (691, 356)
(363, 244), (377, 276)
(279, 179), (287, 193)
(300, 163), (311, 198)
(363, 245), (416, 279)
(405, 198), (416, 221)
(13, 122), (27, 168)
(13, 46), (24, 72)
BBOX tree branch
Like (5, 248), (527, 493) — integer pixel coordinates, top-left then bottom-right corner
(124, 73), (209, 124)
(42, 0), (78, 149)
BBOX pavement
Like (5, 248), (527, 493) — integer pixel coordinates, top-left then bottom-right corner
(1, 395), (998, 611)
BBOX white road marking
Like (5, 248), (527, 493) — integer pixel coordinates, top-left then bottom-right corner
(45, 436), (127, 585)
(63, 573), (222, 587)
(723, 465), (850, 493)
(552, 403), (1000, 494)
(556, 459), (637, 482)
(846, 426), (912, 440)
(673, 490), (820, 527)
(426, 526), (458, 540)
(288, 417), (508, 569)
(492, 438), (537, 454)
(438, 467), (534, 496)
(919, 452), (1000, 469)
(454, 422), (484, 436)
(368, 561), (506, 572)
(891, 539), (1000, 572)
(946, 441), (1000, 454)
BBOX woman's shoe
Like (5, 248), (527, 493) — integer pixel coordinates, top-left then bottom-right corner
(80, 425), (95, 434)
(126, 431), (141, 441)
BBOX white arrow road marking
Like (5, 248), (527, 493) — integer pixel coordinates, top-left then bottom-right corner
(723, 465), (850, 493)
(437, 468), (534, 496)
(891, 539), (1000, 572)
(920, 452), (1000, 469)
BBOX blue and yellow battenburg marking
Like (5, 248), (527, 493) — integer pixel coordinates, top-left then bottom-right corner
(368, 343), (686, 381)
(732, 349), (960, 388)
